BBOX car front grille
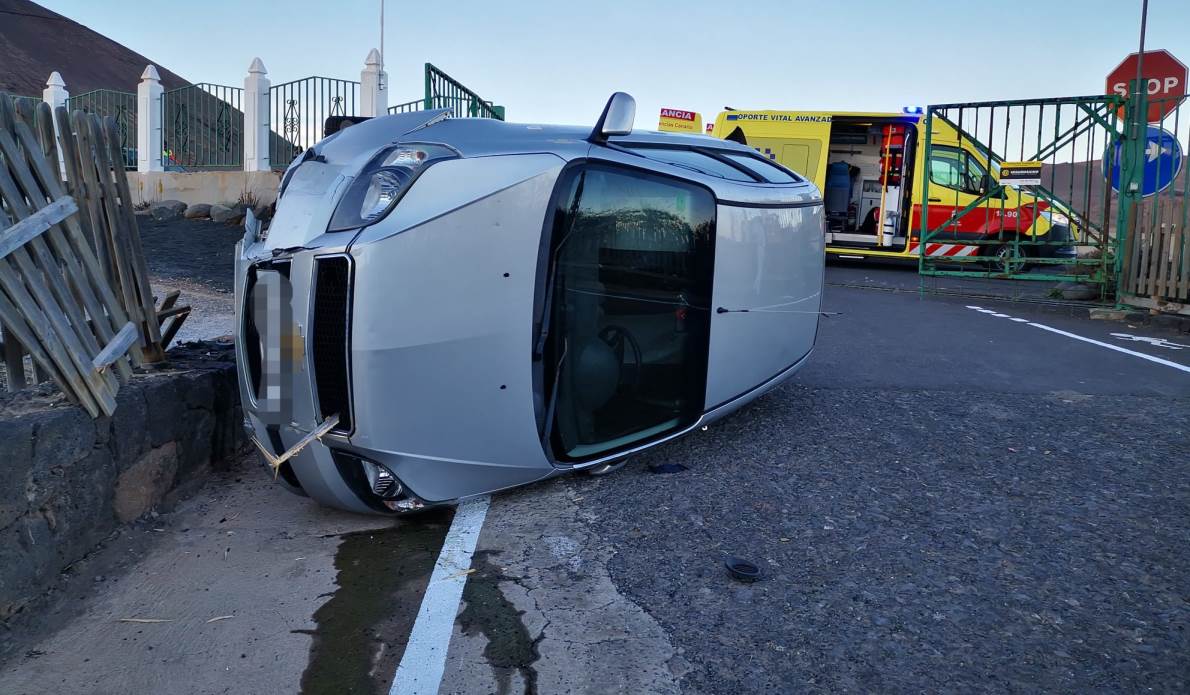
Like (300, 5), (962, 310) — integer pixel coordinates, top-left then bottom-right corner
(311, 256), (353, 433)
(242, 261), (290, 402)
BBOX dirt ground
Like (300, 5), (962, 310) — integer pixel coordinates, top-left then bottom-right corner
(138, 215), (241, 344)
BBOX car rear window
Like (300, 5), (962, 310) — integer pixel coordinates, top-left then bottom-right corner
(719, 152), (802, 183)
(627, 147), (755, 182)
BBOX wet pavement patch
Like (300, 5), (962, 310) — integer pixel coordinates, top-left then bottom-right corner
(457, 550), (543, 695)
(299, 510), (452, 695)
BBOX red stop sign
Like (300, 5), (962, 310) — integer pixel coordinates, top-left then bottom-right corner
(1107, 49), (1188, 122)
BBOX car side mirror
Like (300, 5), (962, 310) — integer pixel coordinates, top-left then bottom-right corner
(979, 173), (994, 196)
(589, 92), (636, 143)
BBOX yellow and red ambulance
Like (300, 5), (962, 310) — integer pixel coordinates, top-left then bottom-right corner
(658, 108), (1073, 266)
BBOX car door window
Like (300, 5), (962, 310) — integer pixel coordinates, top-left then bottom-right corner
(544, 164), (715, 461)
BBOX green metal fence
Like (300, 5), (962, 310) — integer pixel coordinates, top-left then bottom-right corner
(1117, 87), (1190, 313)
(269, 76), (359, 169)
(11, 94), (41, 114)
(66, 89), (137, 169)
(919, 95), (1125, 298)
(387, 64), (505, 120)
(161, 83), (244, 170)
(388, 98), (425, 115)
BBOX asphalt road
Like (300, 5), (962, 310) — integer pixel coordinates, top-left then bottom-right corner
(1, 264), (1187, 694)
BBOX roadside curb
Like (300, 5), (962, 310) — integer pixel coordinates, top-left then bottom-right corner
(1090, 307), (1190, 334)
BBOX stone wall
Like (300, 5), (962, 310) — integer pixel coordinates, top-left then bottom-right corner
(0, 343), (242, 619)
(129, 170), (282, 207)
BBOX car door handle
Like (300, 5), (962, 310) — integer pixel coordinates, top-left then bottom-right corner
(928, 197), (942, 202)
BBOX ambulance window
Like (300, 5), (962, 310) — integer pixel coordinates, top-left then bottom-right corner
(718, 152), (802, 183)
(626, 146), (755, 182)
(929, 147), (983, 194)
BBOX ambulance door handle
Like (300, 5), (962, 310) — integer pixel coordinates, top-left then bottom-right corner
(928, 197), (942, 202)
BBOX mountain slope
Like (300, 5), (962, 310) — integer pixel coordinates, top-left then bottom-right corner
(0, 0), (188, 96)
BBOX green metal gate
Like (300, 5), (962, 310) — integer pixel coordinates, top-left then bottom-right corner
(66, 89), (136, 169)
(919, 94), (1127, 298)
(388, 63), (505, 120)
(161, 83), (244, 170)
(269, 76), (360, 169)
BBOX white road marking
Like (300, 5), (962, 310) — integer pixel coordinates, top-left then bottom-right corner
(1110, 333), (1190, 350)
(390, 495), (491, 695)
(966, 306), (1190, 375)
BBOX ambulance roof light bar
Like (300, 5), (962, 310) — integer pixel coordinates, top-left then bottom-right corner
(902, 106), (924, 115)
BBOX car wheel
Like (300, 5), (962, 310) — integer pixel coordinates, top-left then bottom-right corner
(990, 241), (1029, 274)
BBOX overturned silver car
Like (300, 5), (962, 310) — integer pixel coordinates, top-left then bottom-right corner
(235, 94), (824, 514)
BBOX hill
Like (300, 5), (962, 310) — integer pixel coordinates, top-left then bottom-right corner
(0, 0), (189, 96)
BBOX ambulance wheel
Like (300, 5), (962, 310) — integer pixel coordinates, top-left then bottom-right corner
(990, 242), (1030, 274)
(585, 457), (629, 477)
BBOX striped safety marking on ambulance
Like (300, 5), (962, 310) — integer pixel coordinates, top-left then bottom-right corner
(908, 242), (980, 257)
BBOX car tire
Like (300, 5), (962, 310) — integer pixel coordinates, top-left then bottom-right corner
(990, 241), (1030, 274)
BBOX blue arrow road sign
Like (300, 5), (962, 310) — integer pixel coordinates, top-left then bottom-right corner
(1105, 125), (1183, 197)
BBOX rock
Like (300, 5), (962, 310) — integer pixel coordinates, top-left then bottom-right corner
(1057, 281), (1100, 301)
(149, 199), (186, 222)
(1089, 308), (1127, 321)
(183, 203), (211, 219)
(252, 202), (273, 222)
(209, 204), (235, 224)
(112, 442), (179, 523)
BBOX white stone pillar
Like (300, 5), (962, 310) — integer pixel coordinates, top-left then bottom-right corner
(243, 57), (271, 172)
(42, 70), (69, 112)
(360, 48), (388, 118)
(137, 65), (164, 172)
(43, 71), (69, 174)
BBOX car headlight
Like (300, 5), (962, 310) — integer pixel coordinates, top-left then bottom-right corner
(1041, 210), (1069, 226)
(328, 143), (458, 231)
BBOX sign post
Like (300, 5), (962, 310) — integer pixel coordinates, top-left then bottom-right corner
(1106, 49), (1188, 122)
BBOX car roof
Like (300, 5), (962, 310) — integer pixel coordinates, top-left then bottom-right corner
(415, 116), (756, 158)
(316, 111), (759, 164)
(311, 111), (819, 206)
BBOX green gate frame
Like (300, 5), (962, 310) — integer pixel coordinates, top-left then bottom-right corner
(388, 64), (504, 120)
(919, 93), (1130, 292)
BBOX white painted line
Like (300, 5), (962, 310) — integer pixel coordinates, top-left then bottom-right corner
(964, 305), (1190, 374)
(1110, 333), (1190, 350)
(1026, 322), (1190, 374)
(390, 495), (491, 695)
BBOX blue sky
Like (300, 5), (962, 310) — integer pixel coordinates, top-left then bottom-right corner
(37, 0), (1190, 127)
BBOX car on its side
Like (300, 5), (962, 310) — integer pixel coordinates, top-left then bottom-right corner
(235, 93), (825, 514)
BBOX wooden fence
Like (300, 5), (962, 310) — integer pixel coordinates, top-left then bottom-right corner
(0, 93), (189, 415)
(1121, 219), (1190, 315)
